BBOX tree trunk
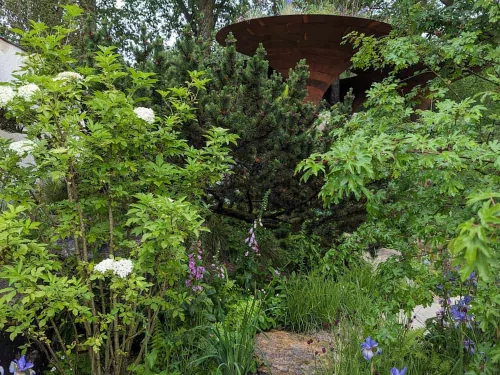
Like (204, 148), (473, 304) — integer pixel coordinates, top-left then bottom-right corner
(199, 0), (214, 40)
(79, 0), (97, 13)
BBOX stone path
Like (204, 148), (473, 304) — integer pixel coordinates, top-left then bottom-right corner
(255, 330), (334, 375)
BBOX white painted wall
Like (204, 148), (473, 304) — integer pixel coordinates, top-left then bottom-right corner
(0, 129), (25, 141)
(0, 38), (23, 83)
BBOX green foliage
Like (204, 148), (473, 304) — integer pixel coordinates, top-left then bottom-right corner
(297, 0), (500, 319)
(297, 2), (499, 374)
(283, 266), (379, 332)
(375, 256), (435, 314)
(0, 9), (236, 374)
(197, 299), (259, 375)
(281, 230), (323, 273)
(449, 192), (499, 282)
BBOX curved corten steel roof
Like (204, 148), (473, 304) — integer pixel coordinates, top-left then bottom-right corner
(216, 15), (391, 105)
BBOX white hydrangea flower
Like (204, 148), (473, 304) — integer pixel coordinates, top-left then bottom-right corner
(94, 258), (133, 278)
(133, 107), (155, 124)
(53, 71), (83, 82)
(17, 83), (40, 101)
(94, 258), (115, 274)
(8, 140), (35, 155)
(0, 86), (15, 108)
(113, 259), (134, 278)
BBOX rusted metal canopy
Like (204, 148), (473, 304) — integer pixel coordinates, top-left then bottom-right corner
(337, 65), (436, 110)
(216, 15), (391, 105)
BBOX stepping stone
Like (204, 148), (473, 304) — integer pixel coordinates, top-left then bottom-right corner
(255, 330), (334, 375)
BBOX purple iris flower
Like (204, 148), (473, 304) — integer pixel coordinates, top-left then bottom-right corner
(391, 368), (407, 375)
(462, 295), (473, 305)
(361, 336), (381, 360)
(286, 0), (293, 4)
(466, 272), (477, 286)
(463, 339), (475, 354)
(450, 305), (467, 321)
(9, 355), (35, 374)
(450, 296), (473, 324)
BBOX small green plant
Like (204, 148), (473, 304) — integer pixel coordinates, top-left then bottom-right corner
(197, 299), (259, 375)
(283, 266), (379, 332)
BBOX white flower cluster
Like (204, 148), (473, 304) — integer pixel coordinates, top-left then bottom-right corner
(0, 86), (15, 108)
(94, 258), (133, 278)
(8, 140), (35, 155)
(17, 83), (40, 101)
(133, 107), (155, 124)
(53, 71), (84, 82)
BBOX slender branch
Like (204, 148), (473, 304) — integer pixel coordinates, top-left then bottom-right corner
(174, 0), (192, 22)
(112, 292), (121, 375)
(464, 68), (499, 87)
(246, 190), (253, 214)
(133, 282), (166, 367)
(108, 194), (114, 256)
(65, 180), (82, 261)
(50, 319), (67, 360)
(108, 144), (114, 256)
(34, 317), (65, 374)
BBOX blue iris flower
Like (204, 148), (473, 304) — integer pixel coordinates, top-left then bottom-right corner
(361, 336), (381, 360)
(450, 296), (473, 324)
(391, 367), (407, 375)
(9, 355), (35, 374)
(462, 295), (473, 305)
